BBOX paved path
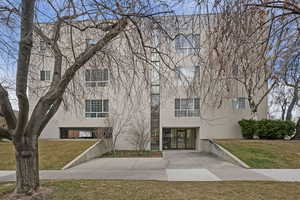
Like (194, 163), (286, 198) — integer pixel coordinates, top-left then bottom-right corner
(1, 151), (300, 182)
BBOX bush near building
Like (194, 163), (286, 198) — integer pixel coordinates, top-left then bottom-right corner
(239, 119), (295, 139)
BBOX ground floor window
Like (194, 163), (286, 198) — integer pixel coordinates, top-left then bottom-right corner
(163, 128), (196, 150)
(151, 128), (160, 150)
(60, 127), (112, 139)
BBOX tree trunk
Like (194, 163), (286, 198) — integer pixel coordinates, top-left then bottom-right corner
(293, 118), (300, 140)
(286, 87), (298, 121)
(251, 111), (258, 120)
(14, 137), (39, 194)
(281, 106), (286, 120)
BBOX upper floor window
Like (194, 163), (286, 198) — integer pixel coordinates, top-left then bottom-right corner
(175, 98), (200, 117)
(232, 97), (246, 109)
(85, 99), (109, 118)
(85, 69), (109, 87)
(40, 70), (51, 81)
(232, 64), (238, 77)
(175, 34), (200, 54)
(40, 40), (46, 52)
(176, 65), (200, 83)
(86, 39), (97, 47)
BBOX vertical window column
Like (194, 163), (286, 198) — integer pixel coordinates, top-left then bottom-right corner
(150, 31), (161, 151)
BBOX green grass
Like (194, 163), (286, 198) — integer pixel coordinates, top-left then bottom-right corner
(0, 140), (95, 170)
(217, 140), (300, 168)
(1, 180), (300, 200)
(102, 150), (162, 158)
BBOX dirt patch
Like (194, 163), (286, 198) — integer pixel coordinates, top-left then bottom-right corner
(4, 187), (53, 200)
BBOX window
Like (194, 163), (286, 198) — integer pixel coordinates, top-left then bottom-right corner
(176, 66), (200, 83)
(85, 69), (109, 87)
(232, 64), (238, 77)
(40, 40), (46, 52)
(175, 34), (200, 54)
(40, 70), (51, 81)
(85, 99), (109, 118)
(175, 98), (200, 117)
(151, 85), (160, 94)
(232, 97), (246, 109)
(86, 39), (97, 47)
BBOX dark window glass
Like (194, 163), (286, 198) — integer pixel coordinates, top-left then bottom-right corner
(103, 100), (109, 112)
(85, 70), (91, 81)
(194, 98), (200, 109)
(175, 99), (180, 109)
(40, 70), (50, 81)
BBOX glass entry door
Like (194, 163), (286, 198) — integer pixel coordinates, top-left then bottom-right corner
(163, 128), (196, 150)
(177, 129), (186, 149)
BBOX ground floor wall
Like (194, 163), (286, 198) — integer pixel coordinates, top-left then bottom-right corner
(39, 111), (151, 151)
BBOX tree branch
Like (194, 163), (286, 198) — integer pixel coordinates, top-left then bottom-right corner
(0, 84), (16, 130)
(0, 127), (12, 140)
(27, 17), (128, 136)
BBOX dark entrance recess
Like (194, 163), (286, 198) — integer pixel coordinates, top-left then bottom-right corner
(163, 128), (196, 150)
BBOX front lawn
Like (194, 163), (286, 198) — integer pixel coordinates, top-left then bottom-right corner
(102, 150), (162, 158)
(0, 140), (95, 170)
(217, 140), (300, 168)
(1, 180), (300, 199)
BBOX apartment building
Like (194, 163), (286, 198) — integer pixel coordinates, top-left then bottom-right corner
(28, 15), (268, 151)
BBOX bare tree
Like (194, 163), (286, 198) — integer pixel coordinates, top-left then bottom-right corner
(105, 96), (136, 153)
(0, 0), (179, 195)
(191, 0), (280, 119)
(281, 54), (300, 121)
(269, 84), (292, 120)
(128, 112), (150, 151)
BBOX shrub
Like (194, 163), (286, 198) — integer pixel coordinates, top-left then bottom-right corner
(238, 119), (256, 139)
(238, 119), (296, 139)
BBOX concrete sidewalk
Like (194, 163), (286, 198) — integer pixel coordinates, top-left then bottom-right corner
(1, 168), (300, 182)
(1, 151), (300, 182)
(0, 168), (300, 182)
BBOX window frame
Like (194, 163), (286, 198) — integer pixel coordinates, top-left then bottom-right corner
(175, 98), (200, 117)
(175, 34), (200, 54)
(176, 65), (200, 84)
(86, 38), (97, 47)
(85, 99), (109, 118)
(40, 70), (51, 81)
(232, 97), (246, 109)
(39, 40), (46, 52)
(85, 68), (109, 87)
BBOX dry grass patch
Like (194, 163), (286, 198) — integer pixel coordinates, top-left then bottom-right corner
(1, 180), (300, 200)
(217, 139), (300, 168)
(0, 140), (95, 170)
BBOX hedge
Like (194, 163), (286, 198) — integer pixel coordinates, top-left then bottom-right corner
(238, 119), (296, 139)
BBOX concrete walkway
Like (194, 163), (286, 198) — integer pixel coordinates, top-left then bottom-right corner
(1, 151), (300, 182)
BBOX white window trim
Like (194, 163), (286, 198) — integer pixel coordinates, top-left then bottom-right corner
(85, 99), (109, 118)
(85, 69), (109, 87)
(175, 98), (200, 117)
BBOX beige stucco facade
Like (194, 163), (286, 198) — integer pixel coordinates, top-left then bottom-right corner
(28, 15), (268, 151)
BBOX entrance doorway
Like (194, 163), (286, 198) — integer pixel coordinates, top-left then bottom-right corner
(163, 128), (196, 150)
